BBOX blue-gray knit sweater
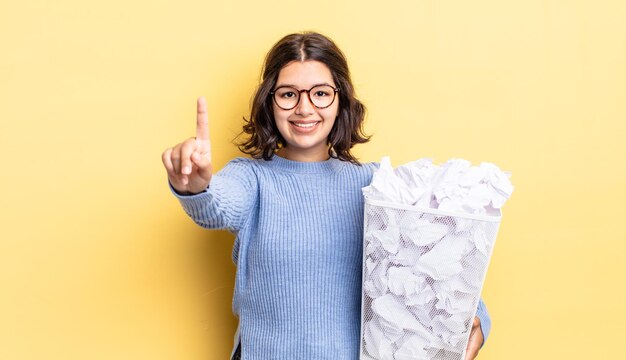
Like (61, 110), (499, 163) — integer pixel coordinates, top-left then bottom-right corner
(171, 155), (491, 359)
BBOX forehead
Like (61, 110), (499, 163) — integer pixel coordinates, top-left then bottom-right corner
(276, 60), (335, 87)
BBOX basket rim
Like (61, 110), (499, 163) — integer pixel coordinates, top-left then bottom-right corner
(365, 198), (502, 223)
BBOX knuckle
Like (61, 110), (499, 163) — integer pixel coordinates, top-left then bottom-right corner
(170, 148), (180, 161)
(181, 141), (195, 154)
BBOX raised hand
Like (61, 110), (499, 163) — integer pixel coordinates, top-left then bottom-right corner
(162, 97), (213, 195)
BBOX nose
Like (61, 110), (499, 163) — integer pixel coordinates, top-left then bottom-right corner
(295, 89), (314, 116)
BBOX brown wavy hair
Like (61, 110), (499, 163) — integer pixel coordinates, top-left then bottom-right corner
(236, 32), (370, 164)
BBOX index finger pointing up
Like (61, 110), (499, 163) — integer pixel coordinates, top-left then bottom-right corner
(196, 96), (210, 141)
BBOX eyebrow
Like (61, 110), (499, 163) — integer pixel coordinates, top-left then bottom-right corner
(274, 82), (334, 89)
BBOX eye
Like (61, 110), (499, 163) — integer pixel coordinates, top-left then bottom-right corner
(275, 87), (299, 99)
(311, 85), (334, 98)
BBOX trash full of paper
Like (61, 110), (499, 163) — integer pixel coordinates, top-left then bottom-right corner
(360, 157), (513, 360)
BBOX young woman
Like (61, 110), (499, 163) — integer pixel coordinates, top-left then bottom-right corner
(162, 32), (490, 360)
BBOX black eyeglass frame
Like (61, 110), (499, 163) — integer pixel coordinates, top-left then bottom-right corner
(270, 85), (340, 110)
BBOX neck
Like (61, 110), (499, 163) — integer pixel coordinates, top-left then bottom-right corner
(277, 146), (331, 162)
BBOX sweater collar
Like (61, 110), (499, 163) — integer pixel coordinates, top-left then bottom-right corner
(262, 154), (345, 174)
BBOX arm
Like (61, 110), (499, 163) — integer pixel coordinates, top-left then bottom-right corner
(170, 158), (258, 231)
(162, 97), (258, 232)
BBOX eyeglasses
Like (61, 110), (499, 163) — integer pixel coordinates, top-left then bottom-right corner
(270, 84), (340, 110)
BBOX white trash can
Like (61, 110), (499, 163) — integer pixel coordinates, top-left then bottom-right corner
(360, 198), (501, 360)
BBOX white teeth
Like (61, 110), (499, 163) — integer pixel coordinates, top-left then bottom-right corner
(293, 122), (318, 128)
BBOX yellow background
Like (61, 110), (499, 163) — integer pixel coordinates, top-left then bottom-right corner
(1, 0), (625, 359)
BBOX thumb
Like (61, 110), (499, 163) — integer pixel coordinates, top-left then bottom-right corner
(191, 151), (213, 178)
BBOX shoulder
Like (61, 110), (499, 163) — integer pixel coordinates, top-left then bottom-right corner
(215, 157), (264, 179)
(339, 160), (379, 184)
(219, 156), (289, 179)
(364, 161), (380, 171)
(343, 160), (380, 174)
(221, 157), (262, 170)
(224, 157), (255, 166)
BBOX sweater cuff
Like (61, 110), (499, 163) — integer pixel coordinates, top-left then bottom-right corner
(476, 298), (492, 347)
(168, 180), (213, 213)
(168, 181), (207, 197)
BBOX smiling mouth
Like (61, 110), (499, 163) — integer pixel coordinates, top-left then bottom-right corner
(290, 121), (321, 128)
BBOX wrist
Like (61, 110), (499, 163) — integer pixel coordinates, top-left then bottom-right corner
(169, 181), (202, 196)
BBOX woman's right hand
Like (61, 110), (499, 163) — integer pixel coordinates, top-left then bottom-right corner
(161, 97), (213, 195)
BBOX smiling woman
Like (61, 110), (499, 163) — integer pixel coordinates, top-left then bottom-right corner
(161, 32), (490, 360)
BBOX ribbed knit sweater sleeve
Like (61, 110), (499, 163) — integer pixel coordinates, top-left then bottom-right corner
(169, 158), (258, 232)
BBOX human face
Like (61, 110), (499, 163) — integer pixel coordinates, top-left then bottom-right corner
(272, 60), (339, 162)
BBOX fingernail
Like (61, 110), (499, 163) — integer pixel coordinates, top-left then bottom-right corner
(183, 166), (190, 174)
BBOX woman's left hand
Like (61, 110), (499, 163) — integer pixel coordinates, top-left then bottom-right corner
(464, 316), (484, 359)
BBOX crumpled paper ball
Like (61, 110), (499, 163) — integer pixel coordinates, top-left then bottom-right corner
(362, 157), (513, 215)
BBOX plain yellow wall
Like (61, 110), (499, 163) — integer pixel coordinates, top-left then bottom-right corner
(1, 0), (625, 359)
